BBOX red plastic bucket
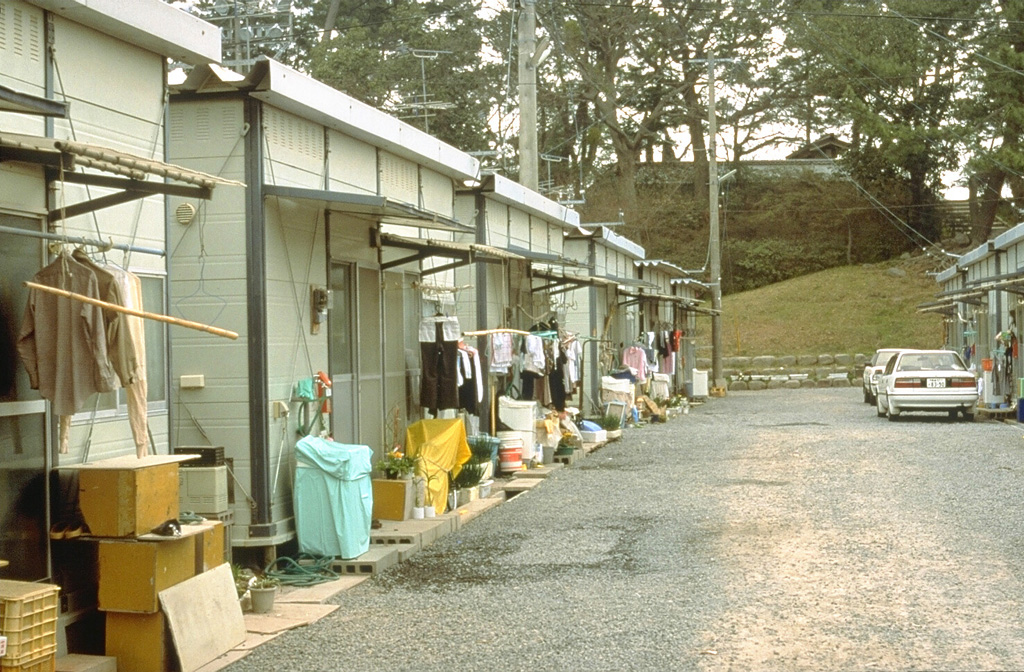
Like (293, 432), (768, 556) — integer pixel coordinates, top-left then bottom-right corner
(982, 358), (994, 372)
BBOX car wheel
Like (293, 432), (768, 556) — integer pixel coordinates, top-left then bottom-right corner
(948, 410), (958, 420)
(963, 410), (975, 422)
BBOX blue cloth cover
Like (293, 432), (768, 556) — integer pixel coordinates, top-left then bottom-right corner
(294, 436), (373, 559)
(579, 420), (602, 432)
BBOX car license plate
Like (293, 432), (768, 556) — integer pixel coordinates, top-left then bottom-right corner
(926, 378), (946, 388)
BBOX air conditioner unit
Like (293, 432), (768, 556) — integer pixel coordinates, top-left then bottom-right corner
(179, 465), (228, 515)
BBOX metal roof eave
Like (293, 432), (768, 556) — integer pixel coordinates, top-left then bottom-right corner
(28, 0), (221, 65)
(263, 185), (473, 234)
(463, 174), (580, 229)
(566, 225), (645, 259)
(246, 59), (479, 182)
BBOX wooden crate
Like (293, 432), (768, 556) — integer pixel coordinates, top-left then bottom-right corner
(104, 611), (170, 672)
(71, 455), (195, 538)
(97, 535), (195, 613)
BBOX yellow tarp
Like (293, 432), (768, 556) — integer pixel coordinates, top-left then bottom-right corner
(405, 419), (471, 515)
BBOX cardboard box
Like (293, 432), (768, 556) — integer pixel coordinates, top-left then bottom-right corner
(105, 611), (170, 672)
(372, 479), (413, 521)
(72, 455), (194, 537)
(97, 536), (195, 613)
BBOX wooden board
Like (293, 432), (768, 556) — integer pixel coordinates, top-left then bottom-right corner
(159, 564), (246, 672)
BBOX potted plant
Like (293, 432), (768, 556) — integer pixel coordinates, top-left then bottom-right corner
(376, 449), (416, 479)
(598, 414), (623, 440)
(449, 462), (485, 508)
(411, 475), (426, 519)
(248, 574), (280, 614)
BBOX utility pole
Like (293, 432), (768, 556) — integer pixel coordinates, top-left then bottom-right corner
(694, 52), (735, 393)
(517, 0), (538, 191)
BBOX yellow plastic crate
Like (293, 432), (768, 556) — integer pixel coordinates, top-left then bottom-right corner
(0, 652), (55, 672)
(0, 581), (59, 666)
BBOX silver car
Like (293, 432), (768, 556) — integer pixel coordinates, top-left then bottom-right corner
(862, 348), (905, 405)
(876, 349), (978, 421)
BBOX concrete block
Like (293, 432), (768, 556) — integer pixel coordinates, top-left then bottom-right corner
(748, 380), (767, 391)
(56, 655), (117, 672)
(834, 354), (853, 366)
(553, 452), (576, 466)
(729, 380), (749, 391)
(503, 478), (542, 496)
(513, 464), (562, 479)
(784, 380), (802, 389)
(818, 354), (835, 365)
(330, 546), (399, 575)
(797, 354), (818, 366)
(752, 355), (776, 369)
(724, 356), (751, 369)
(777, 355), (796, 367)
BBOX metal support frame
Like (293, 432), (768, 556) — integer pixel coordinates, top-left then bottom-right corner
(244, 97), (272, 529)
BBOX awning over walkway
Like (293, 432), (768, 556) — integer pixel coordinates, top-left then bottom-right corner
(507, 245), (588, 269)
(377, 232), (524, 274)
(263, 185), (473, 234)
(916, 299), (959, 315)
(0, 132), (243, 222)
(0, 85), (68, 117)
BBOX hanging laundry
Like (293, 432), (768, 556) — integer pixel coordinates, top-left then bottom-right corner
(523, 334), (545, 374)
(17, 252), (120, 419)
(456, 342), (483, 415)
(488, 332), (514, 374)
(72, 249), (137, 386)
(419, 315), (461, 416)
(104, 262), (150, 457)
(622, 344), (649, 383)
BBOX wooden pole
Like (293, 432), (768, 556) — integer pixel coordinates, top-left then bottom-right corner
(24, 281), (239, 340)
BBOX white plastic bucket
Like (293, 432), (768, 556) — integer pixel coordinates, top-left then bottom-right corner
(497, 434), (524, 473)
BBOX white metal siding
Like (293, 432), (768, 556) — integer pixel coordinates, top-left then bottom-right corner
(509, 208), (530, 249)
(379, 151), (419, 205)
(0, 0), (44, 97)
(263, 105), (325, 188)
(327, 130), (376, 195)
(420, 167), (453, 217)
(485, 200), (509, 248)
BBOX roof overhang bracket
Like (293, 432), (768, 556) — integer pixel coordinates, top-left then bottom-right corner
(45, 170), (211, 223)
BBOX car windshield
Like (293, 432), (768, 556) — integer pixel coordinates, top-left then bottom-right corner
(896, 353), (965, 372)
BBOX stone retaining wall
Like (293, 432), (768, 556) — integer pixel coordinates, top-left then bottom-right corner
(695, 354), (869, 391)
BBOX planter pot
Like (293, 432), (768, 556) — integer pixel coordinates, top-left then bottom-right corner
(478, 480), (493, 499)
(411, 506), (424, 520)
(249, 586), (278, 614)
(455, 486), (480, 508)
(424, 504), (436, 518)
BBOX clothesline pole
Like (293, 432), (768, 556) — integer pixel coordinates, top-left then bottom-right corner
(463, 327), (531, 337)
(24, 281), (239, 340)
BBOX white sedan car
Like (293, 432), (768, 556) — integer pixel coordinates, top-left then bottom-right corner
(876, 349), (978, 421)
(862, 348), (905, 404)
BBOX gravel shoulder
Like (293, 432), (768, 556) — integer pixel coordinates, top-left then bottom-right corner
(227, 389), (1024, 672)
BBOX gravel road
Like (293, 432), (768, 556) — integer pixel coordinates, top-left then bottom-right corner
(226, 388), (1024, 671)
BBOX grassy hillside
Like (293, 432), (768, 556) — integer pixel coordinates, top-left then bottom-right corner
(696, 256), (947, 357)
